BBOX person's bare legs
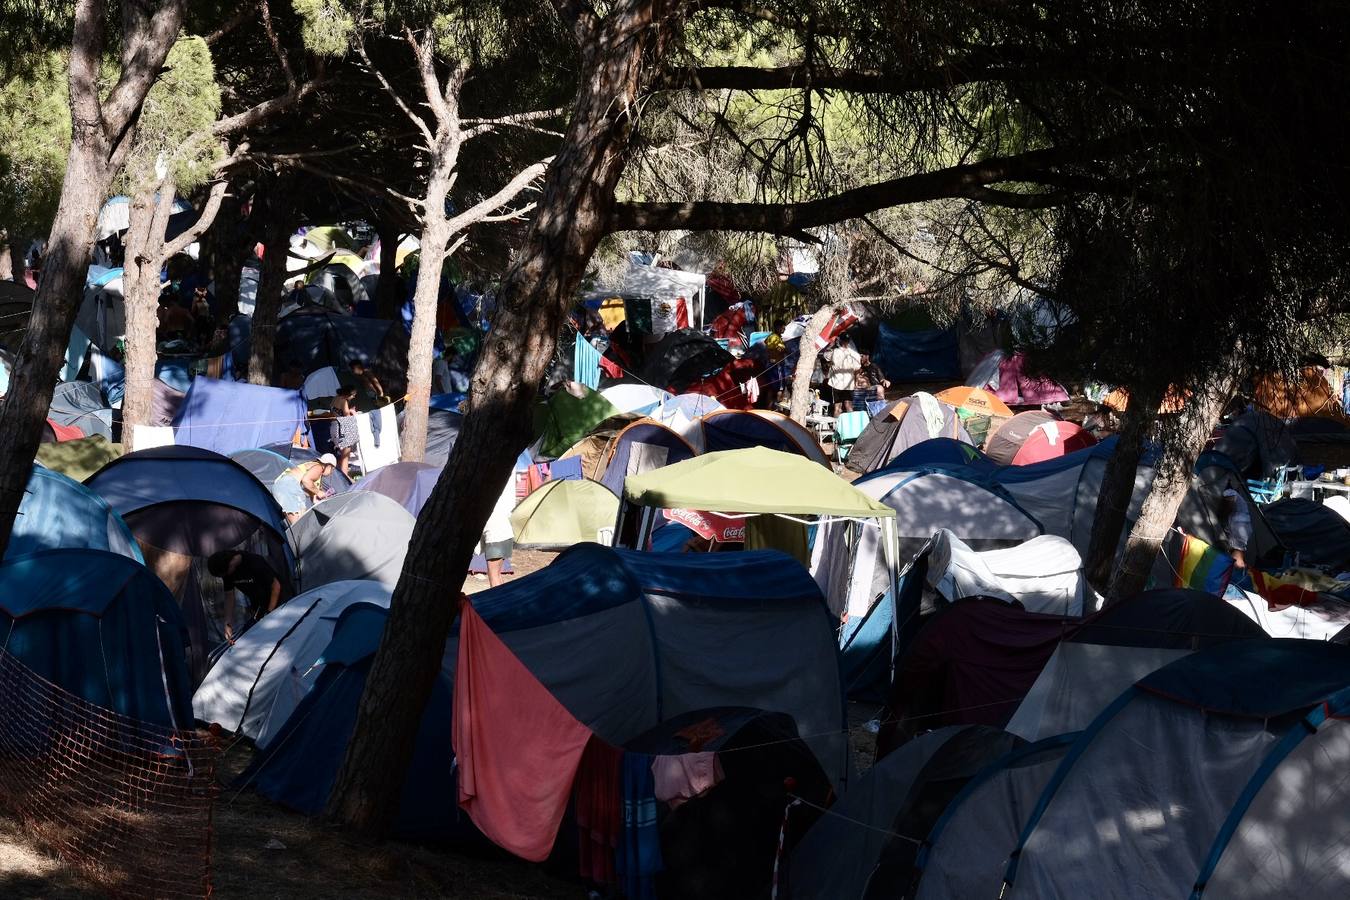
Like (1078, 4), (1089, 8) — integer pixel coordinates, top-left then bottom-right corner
(486, 557), (505, 588)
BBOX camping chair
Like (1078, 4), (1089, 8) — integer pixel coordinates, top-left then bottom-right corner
(748, 330), (771, 346)
(833, 410), (871, 462)
(1247, 466), (1294, 504)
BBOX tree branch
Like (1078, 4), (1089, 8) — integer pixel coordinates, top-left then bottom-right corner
(204, 1), (255, 46)
(213, 71), (323, 136)
(608, 139), (1142, 234)
(406, 26), (452, 128)
(463, 107), (568, 139)
(444, 159), (552, 235)
(355, 36), (435, 147)
(103, 0), (187, 144)
(277, 158), (422, 210)
(258, 0), (297, 91)
(548, 0), (599, 43)
(162, 174), (230, 259)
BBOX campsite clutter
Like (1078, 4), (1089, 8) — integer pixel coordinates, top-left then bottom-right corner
(12, 230), (1350, 898)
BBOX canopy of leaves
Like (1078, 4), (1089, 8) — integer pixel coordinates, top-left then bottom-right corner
(0, 52), (71, 236)
(119, 36), (223, 192)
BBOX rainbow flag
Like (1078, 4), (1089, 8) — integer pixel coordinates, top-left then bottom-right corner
(1175, 533), (1235, 596)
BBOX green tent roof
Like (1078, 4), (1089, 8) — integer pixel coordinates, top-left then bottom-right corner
(534, 385), (623, 459)
(511, 479), (619, 549)
(624, 447), (895, 517)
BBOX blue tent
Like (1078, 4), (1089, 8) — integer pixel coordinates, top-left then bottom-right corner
(174, 378), (308, 456)
(273, 308), (409, 396)
(890, 437), (998, 473)
(229, 447), (352, 494)
(873, 323), (960, 382)
(10, 465), (141, 562)
(598, 420), (697, 495)
(0, 549), (192, 728)
(241, 602), (471, 840)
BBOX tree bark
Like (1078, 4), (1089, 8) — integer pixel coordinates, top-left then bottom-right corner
(0, 235), (12, 281)
(247, 177), (293, 386)
(0, 0), (185, 557)
(375, 220), (402, 320)
(789, 304), (835, 424)
(119, 181), (176, 451)
(325, 0), (677, 835)
(1084, 389), (1159, 591)
(1106, 366), (1242, 602)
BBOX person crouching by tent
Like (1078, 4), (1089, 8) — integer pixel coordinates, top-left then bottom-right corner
(478, 475), (516, 588)
(272, 454), (337, 525)
(827, 333), (862, 415)
(208, 550), (292, 641)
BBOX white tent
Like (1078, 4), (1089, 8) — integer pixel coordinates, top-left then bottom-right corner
(620, 261), (707, 329)
(192, 579), (391, 743)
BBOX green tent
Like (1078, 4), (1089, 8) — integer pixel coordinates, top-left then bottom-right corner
(534, 385), (623, 459)
(624, 447), (896, 517)
(35, 435), (124, 483)
(511, 479), (620, 549)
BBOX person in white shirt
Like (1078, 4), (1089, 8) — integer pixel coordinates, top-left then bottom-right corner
(479, 474), (518, 587)
(827, 335), (862, 415)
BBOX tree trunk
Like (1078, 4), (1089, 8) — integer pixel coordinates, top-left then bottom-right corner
(205, 186), (249, 319)
(375, 221), (402, 320)
(247, 178), (293, 386)
(0, 141), (114, 554)
(1106, 367), (1241, 602)
(1084, 389), (1159, 591)
(399, 169), (455, 463)
(326, 0), (677, 835)
(119, 181), (176, 451)
(789, 304), (834, 424)
(0, 234), (12, 281)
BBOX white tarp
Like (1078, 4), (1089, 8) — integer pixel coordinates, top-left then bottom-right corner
(926, 529), (1089, 616)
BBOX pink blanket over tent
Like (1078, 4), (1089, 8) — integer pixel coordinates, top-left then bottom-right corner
(453, 600), (592, 861)
(994, 353), (1069, 405)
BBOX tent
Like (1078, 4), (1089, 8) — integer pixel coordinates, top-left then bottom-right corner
(620, 261), (707, 329)
(349, 460), (441, 516)
(558, 412), (643, 478)
(1213, 407), (1298, 478)
(86, 446), (292, 682)
(872, 321), (960, 382)
(192, 579), (392, 744)
(843, 395), (972, 474)
(934, 385), (1013, 418)
(1262, 498), (1350, 570)
(1168, 451), (1283, 571)
(34, 434), (124, 483)
(597, 418), (697, 496)
(698, 409), (829, 465)
(48, 380), (113, 440)
(240, 602), (472, 840)
(984, 410), (1058, 465)
(77, 266), (125, 351)
(989, 352), (1068, 406)
(272, 307), (409, 396)
(229, 447), (353, 494)
(599, 383), (672, 415)
(997, 640), (1350, 898)
(0, 549), (192, 729)
(0, 282), (33, 351)
(814, 466), (1042, 620)
(510, 479), (619, 549)
(535, 383), (623, 459)
(9, 465), (140, 562)
(637, 329), (733, 391)
(290, 491), (414, 591)
(1252, 366), (1348, 420)
(790, 725), (1022, 900)
(308, 263), (370, 310)
(173, 378), (308, 456)
(422, 407), (462, 467)
(889, 437), (996, 472)
(1008, 419), (1096, 464)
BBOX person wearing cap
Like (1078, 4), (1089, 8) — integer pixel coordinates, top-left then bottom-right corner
(271, 454), (336, 524)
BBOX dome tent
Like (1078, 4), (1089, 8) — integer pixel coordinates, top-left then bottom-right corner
(290, 491), (414, 591)
(843, 394), (972, 474)
(510, 479), (619, 549)
(9, 464), (140, 562)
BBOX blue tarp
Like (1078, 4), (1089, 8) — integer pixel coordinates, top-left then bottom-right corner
(173, 378), (307, 456)
(0, 549), (193, 728)
(873, 324), (960, 382)
(574, 336), (603, 390)
(10, 466), (141, 562)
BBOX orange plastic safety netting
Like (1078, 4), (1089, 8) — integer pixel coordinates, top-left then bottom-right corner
(0, 645), (218, 898)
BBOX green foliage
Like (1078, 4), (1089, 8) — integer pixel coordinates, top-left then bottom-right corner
(0, 51), (70, 235)
(294, 0), (357, 56)
(121, 36), (223, 193)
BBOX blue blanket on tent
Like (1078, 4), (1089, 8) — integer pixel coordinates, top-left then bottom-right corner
(873, 323), (960, 382)
(173, 377), (308, 455)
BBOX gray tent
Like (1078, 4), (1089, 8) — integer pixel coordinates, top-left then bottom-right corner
(290, 491), (413, 590)
(844, 394), (972, 474)
(48, 380), (113, 440)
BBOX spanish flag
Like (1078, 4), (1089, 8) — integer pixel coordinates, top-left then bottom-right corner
(1249, 568), (1322, 609)
(1175, 533), (1235, 596)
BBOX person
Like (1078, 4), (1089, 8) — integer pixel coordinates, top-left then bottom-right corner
(349, 359), (387, 408)
(207, 550), (289, 641)
(329, 387), (359, 476)
(1222, 487), (1253, 569)
(478, 475), (517, 588)
(852, 352), (889, 411)
(827, 334), (861, 415)
(272, 454), (336, 524)
(287, 279), (307, 307)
